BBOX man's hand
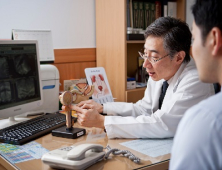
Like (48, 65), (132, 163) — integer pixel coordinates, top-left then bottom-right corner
(77, 100), (103, 113)
(73, 104), (105, 129)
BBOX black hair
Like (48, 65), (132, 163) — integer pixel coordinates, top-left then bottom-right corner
(144, 16), (191, 63)
(192, 0), (222, 44)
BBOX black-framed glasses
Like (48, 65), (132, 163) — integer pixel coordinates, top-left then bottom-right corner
(138, 51), (170, 64)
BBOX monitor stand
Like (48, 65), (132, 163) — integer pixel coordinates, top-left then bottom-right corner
(0, 116), (30, 129)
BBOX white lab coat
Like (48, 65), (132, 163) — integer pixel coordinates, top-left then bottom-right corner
(103, 59), (215, 138)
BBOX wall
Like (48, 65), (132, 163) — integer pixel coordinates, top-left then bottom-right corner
(0, 0), (195, 91)
(0, 0), (97, 91)
(0, 0), (96, 49)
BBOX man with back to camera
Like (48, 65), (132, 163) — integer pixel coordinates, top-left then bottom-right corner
(64, 17), (214, 139)
(170, 0), (222, 169)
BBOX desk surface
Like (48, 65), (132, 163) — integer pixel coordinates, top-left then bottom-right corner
(0, 124), (170, 170)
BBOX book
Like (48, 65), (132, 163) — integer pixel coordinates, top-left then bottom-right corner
(130, 0), (134, 28)
(168, 1), (177, 18)
(144, 2), (150, 29)
(133, 1), (139, 28)
(127, 0), (131, 27)
(150, 2), (156, 24)
(155, 1), (161, 19)
(138, 1), (144, 29)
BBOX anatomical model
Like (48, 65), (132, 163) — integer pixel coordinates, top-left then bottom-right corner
(59, 83), (94, 129)
(59, 91), (73, 129)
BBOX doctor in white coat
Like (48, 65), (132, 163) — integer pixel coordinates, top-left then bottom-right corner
(66, 17), (215, 139)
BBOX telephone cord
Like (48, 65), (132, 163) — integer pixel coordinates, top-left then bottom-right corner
(104, 145), (140, 164)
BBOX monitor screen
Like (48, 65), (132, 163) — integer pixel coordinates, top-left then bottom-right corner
(0, 40), (43, 122)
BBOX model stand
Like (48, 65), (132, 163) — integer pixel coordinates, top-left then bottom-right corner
(52, 91), (85, 139)
(52, 84), (94, 139)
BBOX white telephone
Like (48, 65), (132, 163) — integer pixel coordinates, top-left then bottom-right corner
(41, 144), (105, 170)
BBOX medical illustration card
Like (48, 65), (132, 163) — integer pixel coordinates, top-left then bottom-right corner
(85, 67), (114, 104)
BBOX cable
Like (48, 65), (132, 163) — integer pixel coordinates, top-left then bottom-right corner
(104, 145), (140, 164)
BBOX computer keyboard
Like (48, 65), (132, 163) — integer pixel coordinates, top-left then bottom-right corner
(0, 113), (72, 145)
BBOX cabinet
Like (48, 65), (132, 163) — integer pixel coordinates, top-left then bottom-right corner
(96, 0), (186, 102)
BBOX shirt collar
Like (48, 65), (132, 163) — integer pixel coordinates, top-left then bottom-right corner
(163, 58), (192, 86)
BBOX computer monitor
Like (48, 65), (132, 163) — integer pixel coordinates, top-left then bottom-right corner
(0, 40), (43, 129)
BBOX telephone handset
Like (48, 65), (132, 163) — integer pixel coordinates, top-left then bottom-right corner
(41, 144), (105, 170)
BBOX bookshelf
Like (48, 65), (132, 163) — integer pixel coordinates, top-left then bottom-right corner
(96, 0), (186, 102)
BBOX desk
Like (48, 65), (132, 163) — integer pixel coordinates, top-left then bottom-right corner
(0, 124), (170, 170)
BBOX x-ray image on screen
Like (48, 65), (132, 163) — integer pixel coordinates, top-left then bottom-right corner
(13, 54), (31, 75)
(16, 78), (35, 99)
(0, 82), (11, 103)
(0, 41), (43, 125)
(0, 57), (9, 79)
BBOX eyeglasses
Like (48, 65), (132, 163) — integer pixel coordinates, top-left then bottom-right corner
(138, 51), (170, 64)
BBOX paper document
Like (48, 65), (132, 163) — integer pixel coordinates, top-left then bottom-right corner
(0, 141), (49, 164)
(120, 138), (173, 157)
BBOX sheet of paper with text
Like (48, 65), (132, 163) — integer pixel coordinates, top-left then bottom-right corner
(120, 138), (173, 158)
